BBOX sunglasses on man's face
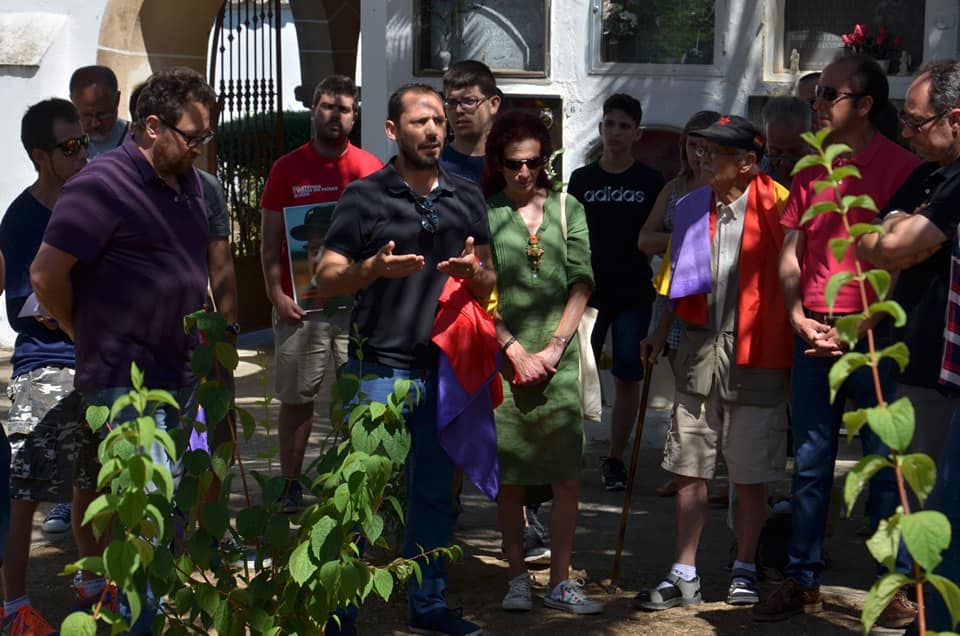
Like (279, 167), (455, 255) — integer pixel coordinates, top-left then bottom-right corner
(814, 85), (864, 104)
(54, 134), (90, 157)
(502, 156), (545, 171)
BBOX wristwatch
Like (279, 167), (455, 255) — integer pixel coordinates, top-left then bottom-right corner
(226, 322), (241, 336)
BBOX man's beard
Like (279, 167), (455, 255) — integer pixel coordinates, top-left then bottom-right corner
(399, 139), (438, 170)
(154, 141), (194, 177)
(313, 119), (348, 144)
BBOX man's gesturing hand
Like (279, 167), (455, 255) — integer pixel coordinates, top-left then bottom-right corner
(437, 236), (480, 279)
(372, 241), (425, 279)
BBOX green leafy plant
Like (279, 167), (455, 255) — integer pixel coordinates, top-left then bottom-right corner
(796, 129), (960, 635)
(60, 313), (461, 635)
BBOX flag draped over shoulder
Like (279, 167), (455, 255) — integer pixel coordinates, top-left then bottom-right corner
(667, 174), (793, 369)
(431, 278), (503, 500)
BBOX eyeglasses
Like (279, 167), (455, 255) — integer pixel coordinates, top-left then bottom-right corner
(161, 119), (215, 148)
(53, 134), (90, 157)
(416, 197), (439, 233)
(899, 109), (950, 134)
(814, 85), (865, 104)
(443, 96), (488, 113)
(502, 156), (545, 171)
(694, 146), (742, 161)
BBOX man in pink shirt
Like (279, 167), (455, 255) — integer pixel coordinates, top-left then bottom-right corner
(754, 53), (921, 628)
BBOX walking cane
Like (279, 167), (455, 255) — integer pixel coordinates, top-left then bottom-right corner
(611, 360), (654, 585)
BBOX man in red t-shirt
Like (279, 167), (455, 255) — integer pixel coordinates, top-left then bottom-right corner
(260, 75), (382, 511)
(754, 54), (921, 627)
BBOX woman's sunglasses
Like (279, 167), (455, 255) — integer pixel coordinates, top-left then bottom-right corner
(502, 156), (545, 171)
(54, 134), (90, 157)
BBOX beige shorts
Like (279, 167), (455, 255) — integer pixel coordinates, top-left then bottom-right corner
(662, 387), (788, 485)
(273, 308), (350, 405)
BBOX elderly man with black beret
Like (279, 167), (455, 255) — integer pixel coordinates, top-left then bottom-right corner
(637, 115), (793, 611)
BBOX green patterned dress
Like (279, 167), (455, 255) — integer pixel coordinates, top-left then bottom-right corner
(487, 190), (594, 485)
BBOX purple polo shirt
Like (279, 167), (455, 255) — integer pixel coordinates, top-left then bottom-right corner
(43, 134), (209, 392)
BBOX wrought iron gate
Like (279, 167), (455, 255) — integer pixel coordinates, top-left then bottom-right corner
(209, 0), (284, 257)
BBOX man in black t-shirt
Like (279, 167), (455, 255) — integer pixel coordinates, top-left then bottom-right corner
(568, 93), (665, 492)
(318, 83), (495, 636)
(858, 60), (960, 468)
(439, 60), (501, 183)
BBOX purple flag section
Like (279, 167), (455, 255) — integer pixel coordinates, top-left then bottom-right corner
(669, 185), (714, 300)
(436, 352), (500, 501)
(189, 406), (209, 454)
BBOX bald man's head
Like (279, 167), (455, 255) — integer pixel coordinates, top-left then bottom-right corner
(69, 65), (121, 142)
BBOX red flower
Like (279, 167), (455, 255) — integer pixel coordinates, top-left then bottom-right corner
(841, 33), (853, 45)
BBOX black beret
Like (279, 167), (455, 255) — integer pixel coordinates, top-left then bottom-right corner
(689, 115), (765, 155)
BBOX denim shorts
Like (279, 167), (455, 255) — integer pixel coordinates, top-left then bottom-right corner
(591, 304), (653, 381)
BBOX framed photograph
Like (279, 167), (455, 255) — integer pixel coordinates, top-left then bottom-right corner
(283, 202), (338, 313)
(414, 0), (550, 78)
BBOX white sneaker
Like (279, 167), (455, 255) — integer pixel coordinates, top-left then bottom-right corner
(501, 572), (533, 611)
(544, 578), (604, 614)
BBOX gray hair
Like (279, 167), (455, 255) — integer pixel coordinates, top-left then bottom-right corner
(762, 96), (811, 132)
(919, 59), (960, 114)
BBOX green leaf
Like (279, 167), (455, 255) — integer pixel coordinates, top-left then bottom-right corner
(130, 362), (145, 391)
(143, 389), (179, 410)
(191, 343), (214, 378)
(198, 382), (232, 430)
(828, 238), (853, 265)
(869, 301), (907, 327)
(290, 541), (319, 584)
(381, 430), (411, 465)
(265, 514), (291, 547)
(825, 272), (856, 310)
(60, 611), (97, 636)
(830, 164), (862, 182)
(828, 352), (870, 403)
(862, 573), (912, 634)
(901, 510), (951, 572)
(362, 514), (385, 544)
(841, 194), (879, 213)
(81, 493), (115, 528)
(884, 397), (916, 453)
(237, 506), (268, 540)
(117, 490), (148, 529)
(812, 179), (835, 195)
(800, 200), (841, 225)
(131, 536), (155, 567)
(867, 515), (902, 573)
(843, 408), (869, 441)
(319, 560), (340, 594)
(62, 556), (104, 577)
(103, 542), (140, 588)
(333, 376), (361, 404)
(202, 501), (229, 538)
(127, 455), (152, 490)
(929, 574), (960, 630)
(824, 143), (854, 165)
(877, 342), (910, 373)
(196, 312), (228, 335)
(863, 403), (910, 453)
(849, 222), (884, 238)
(333, 483), (350, 512)
(214, 341), (239, 371)
(152, 465), (174, 501)
(369, 402), (386, 421)
(86, 405), (110, 432)
(835, 314), (863, 349)
(196, 583), (219, 617)
(211, 441), (233, 482)
(791, 153), (826, 176)
(237, 407), (256, 441)
(373, 568), (394, 601)
(183, 449), (211, 475)
(900, 453), (937, 507)
(844, 454), (893, 514)
(153, 429), (177, 461)
(863, 269), (892, 301)
(309, 516), (339, 562)
(96, 457), (123, 491)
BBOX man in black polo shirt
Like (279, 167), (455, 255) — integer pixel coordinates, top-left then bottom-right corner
(567, 93), (665, 491)
(858, 59), (960, 468)
(317, 83), (495, 636)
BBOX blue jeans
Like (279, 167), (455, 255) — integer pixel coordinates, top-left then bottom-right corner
(927, 406), (960, 631)
(591, 304), (652, 381)
(786, 334), (908, 588)
(343, 359), (455, 619)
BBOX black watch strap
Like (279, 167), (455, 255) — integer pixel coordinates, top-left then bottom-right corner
(226, 322), (240, 335)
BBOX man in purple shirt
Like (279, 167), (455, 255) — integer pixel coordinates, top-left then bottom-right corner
(30, 67), (216, 628)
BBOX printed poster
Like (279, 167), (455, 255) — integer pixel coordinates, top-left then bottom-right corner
(283, 202), (338, 312)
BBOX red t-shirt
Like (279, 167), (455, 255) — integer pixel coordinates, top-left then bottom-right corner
(782, 132), (920, 313)
(260, 141), (383, 297)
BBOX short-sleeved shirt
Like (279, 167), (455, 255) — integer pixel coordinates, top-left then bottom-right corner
(439, 145), (485, 184)
(567, 161), (665, 311)
(42, 134), (209, 392)
(87, 119), (130, 158)
(880, 159), (960, 389)
(323, 160), (490, 369)
(199, 169), (230, 239)
(260, 141), (383, 297)
(0, 189), (75, 378)
(782, 132), (920, 313)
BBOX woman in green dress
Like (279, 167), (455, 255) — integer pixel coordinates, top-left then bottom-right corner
(481, 110), (602, 615)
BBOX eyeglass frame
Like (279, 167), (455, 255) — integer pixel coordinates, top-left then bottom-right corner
(814, 85), (865, 105)
(899, 109), (951, 134)
(442, 95), (488, 113)
(415, 196), (439, 233)
(160, 118), (215, 148)
(53, 134), (90, 157)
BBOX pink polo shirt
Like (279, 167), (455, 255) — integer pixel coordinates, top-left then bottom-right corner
(782, 132), (920, 313)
